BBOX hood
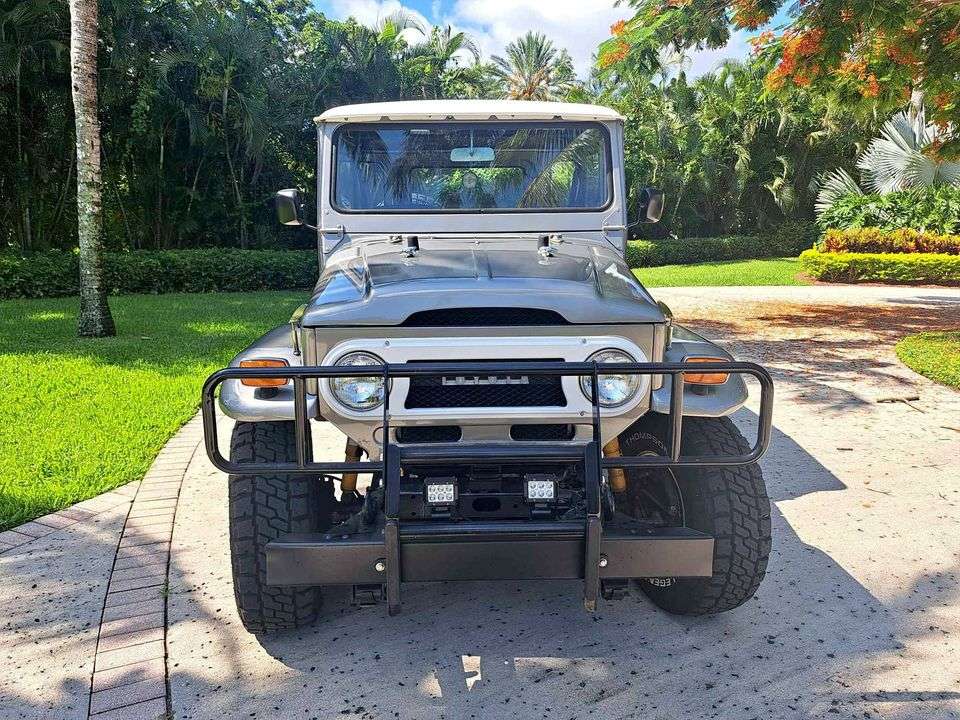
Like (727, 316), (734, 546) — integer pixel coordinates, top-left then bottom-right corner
(301, 237), (665, 326)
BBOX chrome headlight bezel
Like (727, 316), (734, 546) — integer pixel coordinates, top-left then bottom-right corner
(329, 351), (386, 411)
(579, 349), (641, 408)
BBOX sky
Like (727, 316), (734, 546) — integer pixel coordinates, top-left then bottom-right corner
(314, 0), (792, 79)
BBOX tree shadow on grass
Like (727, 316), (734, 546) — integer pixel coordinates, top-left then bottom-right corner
(0, 291), (307, 376)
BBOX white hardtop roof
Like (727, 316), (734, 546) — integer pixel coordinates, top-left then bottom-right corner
(315, 99), (623, 124)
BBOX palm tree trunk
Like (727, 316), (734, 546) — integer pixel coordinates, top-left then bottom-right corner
(70, 0), (115, 337)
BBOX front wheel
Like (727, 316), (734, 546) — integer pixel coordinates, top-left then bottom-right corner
(228, 421), (334, 632)
(619, 415), (771, 615)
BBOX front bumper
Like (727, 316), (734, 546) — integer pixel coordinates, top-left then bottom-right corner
(202, 359), (773, 613)
(268, 521), (715, 585)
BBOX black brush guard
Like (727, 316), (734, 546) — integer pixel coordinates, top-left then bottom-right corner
(201, 361), (773, 613)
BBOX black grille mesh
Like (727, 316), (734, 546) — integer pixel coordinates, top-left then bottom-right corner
(405, 377), (565, 408)
(404, 361), (566, 409)
(510, 424), (576, 441)
(396, 425), (462, 443)
(401, 307), (567, 327)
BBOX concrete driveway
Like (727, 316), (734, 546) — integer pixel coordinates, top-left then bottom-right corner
(3, 285), (957, 720)
(166, 285), (960, 720)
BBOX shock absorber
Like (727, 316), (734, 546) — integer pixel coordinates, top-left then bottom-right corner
(603, 437), (627, 493)
(341, 438), (362, 493)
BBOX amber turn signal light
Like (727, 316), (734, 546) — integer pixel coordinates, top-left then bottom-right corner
(239, 359), (289, 387)
(683, 357), (729, 385)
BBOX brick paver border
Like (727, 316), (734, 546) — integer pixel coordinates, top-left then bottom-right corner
(82, 414), (201, 720)
(0, 489), (137, 555)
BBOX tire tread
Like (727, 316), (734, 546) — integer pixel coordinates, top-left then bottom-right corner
(636, 416), (771, 615)
(228, 421), (322, 632)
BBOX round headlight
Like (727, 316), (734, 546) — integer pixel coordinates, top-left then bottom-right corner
(580, 349), (641, 408)
(330, 352), (385, 411)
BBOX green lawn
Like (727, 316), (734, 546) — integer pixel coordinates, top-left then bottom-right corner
(634, 258), (810, 287)
(0, 291), (303, 530)
(895, 330), (960, 389)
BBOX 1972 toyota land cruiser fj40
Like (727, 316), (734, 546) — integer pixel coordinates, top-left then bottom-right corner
(201, 100), (774, 633)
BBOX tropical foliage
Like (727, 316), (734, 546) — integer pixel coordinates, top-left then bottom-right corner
(599, 1), (960, 149)
(818, 187), (960, 234)
(592, 55), (873, 237)
(816, 107), (960, 214)
(820, 227), (960, 255)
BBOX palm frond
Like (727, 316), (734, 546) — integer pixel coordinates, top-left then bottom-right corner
(815, 168), (862, 216)
(857, 109), (960, 193)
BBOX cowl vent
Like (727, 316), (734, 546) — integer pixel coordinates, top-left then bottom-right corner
(401, 307), (567, 327)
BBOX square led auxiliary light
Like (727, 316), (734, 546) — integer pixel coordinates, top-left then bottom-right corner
(424, 480), (458, 505)
(524, 477), (557, 502)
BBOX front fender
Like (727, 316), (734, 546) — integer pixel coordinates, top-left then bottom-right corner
(218, 325), (320, 422)
(650, 324), (749, 418)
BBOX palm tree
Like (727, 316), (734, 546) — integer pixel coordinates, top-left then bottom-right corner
(405, 25), (479, 98)
(490, 32), (575, 101)
(69, 0), (114, 336)
(857, 107), (960, 193)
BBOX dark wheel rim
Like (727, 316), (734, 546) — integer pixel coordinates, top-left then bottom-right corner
(620, 450), (684, 527)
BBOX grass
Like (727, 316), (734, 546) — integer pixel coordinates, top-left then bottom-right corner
(895, 330), (960, 389)
(633, 257), (810, 287)
(0, 291), (303, 530)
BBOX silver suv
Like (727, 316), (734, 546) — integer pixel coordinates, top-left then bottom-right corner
(201, 100), (774, 633)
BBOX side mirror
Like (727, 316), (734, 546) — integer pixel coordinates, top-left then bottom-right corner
(636, 187), (665, 224)
(275, 188), (304, 226)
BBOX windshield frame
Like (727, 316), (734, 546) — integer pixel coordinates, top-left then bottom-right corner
(329, 121), (615, 215)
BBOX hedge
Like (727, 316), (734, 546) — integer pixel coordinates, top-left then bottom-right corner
(0, 249), (317, 299)
(818, 187), (960, 235)
(820, 227), (960, 255)
(3, 223), (818, 299)
(627, 221), (817, 268)
(799, 249), (960, 285)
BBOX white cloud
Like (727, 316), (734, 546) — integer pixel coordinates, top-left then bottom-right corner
(449, 0), (623, 76)
(328, 0), (432, 38)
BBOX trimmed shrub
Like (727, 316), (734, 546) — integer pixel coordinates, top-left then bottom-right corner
(820, 227), (960, 255)
(818, 187), (960, 234)
(799, 249), (960, 285)
(626, 222), (816, 268)
(0, 249), (317, 299)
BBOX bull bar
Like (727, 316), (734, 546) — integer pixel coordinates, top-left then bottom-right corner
(201, 360), (774, 613)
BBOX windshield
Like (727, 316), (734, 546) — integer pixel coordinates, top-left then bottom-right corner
(332, 122), (611, 212)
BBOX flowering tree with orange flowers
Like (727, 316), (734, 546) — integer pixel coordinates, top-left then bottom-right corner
(599, 0), (960, 150)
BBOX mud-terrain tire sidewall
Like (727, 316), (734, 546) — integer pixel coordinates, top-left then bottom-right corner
(621, 415), (771, 615)
(229, 421), (329, 632)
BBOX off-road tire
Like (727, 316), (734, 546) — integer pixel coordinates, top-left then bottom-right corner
(229, 421), (333, 632)
(620, 415), (771, 615)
